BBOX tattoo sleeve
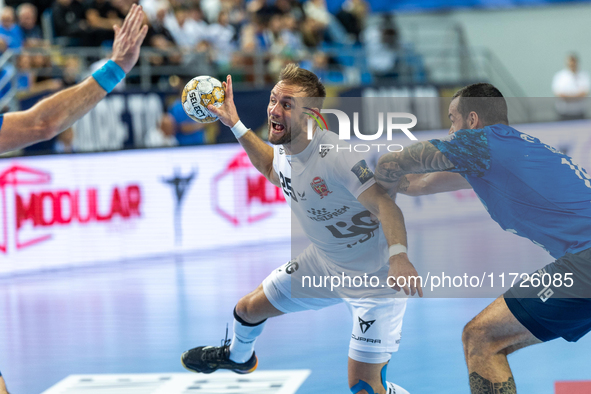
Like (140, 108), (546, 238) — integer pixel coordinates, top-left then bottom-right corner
(375, 141), (455, 184)
(469, 372), (516, 394)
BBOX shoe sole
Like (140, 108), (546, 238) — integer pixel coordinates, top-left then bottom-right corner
(180, 352), (258, 375)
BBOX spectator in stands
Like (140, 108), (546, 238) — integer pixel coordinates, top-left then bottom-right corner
(52, 0), (90, 45)
(164, 5), (208, 50)
(207, 11), (236, 69)
(167, 98), (208, 145)
(17, 3), (44, 47)
(303, 0), (349, 45)
(280, 13), (304, 57)
(85, 0), (124, 45)
(16, 52), (63, 94)
(0, 6), (24, 51)
(145, 113), (178, 147)
(552, 53), (590, 120)
(223, 0), (247, 31)
(144, 6), (182, 67)
(336, 0), (368, 44)
(362, 14), (399, 81)
(61, 55), (81, 87)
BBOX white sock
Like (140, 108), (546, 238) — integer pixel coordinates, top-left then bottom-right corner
(386, 382), (410, 394)
(228, 308), (266, 363)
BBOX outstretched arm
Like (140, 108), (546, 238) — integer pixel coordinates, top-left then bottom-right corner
(0, 4), (148, 154)
(208, 75), (279, 187)
(375, 141), (456, 194)
(397, 172), (472, 196)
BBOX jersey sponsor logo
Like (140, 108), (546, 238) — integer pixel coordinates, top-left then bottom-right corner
(358, 317), (375, 334)
(278, 147), (285, 155)
(310, 177), (332, 198)
(325, 211), (379, 248)
(297, 191), (307, 201)
(351, 334), (381, 344)
(319, 145), (330, 158)
(306, 206), (350, 222)
(351, 160), (374, 185)
(285, 260), (299, 274)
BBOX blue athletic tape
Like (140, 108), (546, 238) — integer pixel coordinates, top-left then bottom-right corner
(381, 364), (387, 390)
(351, 380), (375, 394)
(92, 60), (125, 93)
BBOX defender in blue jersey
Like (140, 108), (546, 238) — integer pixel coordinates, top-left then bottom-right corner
(375, 83), (591, 394)
(0, 7), (148, 394)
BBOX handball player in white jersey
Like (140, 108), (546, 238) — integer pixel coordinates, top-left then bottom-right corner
(181, 64), (422, 394)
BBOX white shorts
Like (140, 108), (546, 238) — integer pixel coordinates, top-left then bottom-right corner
(262, 244), (407, 354)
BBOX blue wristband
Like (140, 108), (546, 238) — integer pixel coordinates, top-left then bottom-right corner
(92, 60), (126, 93)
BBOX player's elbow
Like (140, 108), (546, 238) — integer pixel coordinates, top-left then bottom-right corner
(399, 185), (425, 197)
(39, 118), (61, 141)
(26, 108), (62, 141)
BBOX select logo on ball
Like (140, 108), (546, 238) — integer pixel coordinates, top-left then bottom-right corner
(181, 76), (225, 124)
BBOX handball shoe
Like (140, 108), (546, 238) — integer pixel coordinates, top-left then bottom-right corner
(181, 335), (258, 374)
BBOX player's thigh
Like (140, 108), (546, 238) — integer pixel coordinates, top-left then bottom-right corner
(347, 297), (407, 354)
(463, 296), (542, 355)
(348, 357), (389, 394)
(503, 248), (591, 343)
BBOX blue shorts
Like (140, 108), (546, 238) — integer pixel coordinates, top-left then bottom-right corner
(504, 247), (591, 342)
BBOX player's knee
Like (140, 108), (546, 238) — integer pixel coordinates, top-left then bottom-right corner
(462, 318), (496, 359)
(235, 287), (266, 324)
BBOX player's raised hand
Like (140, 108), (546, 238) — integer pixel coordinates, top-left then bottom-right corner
(208, 75), (240, 128)
(388, 254), (423, 297)
(111, 4), (149, 73)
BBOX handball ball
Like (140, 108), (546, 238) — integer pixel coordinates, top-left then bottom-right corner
(181, 76), (225, 123)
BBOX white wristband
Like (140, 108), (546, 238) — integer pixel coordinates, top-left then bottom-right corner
(389, 244), (407, 257)
(231, 120), (249, 139)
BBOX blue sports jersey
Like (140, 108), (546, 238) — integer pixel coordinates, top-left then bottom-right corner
(0, 115), (3, 130)
(430, 124), (591, 259)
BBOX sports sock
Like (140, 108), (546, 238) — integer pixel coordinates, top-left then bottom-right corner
(386, 381), (410, 394)
(228, 307), (266, 363)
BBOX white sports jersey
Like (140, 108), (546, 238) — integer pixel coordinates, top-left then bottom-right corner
(273, 129), (388, 270)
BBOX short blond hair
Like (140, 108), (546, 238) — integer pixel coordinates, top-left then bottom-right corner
(279, 63), (326, 108)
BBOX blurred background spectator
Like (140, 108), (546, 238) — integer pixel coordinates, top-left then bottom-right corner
(362, 14), (398, 82)
(17, 3), (45, 47)
(552, 53), (590, 120)
(0, 6), (23, 52)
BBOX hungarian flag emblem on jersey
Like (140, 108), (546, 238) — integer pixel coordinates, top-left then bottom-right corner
(311, 177), (332, 198)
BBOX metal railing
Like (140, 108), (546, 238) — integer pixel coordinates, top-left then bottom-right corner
(0, 50), (19, 112)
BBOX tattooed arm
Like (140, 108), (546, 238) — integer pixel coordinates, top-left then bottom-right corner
(396, 173), (472, 196)
(375, 141), (456, 193)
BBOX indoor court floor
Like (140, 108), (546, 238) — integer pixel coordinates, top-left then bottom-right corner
(1, 216), (591, 394)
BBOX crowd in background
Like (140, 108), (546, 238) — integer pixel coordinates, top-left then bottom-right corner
(0, 0), (417, 153)
(0, 0), (381, 91)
